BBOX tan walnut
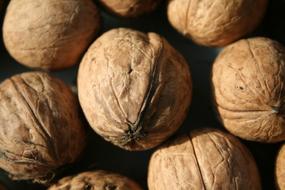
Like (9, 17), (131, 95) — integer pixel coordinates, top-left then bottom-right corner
(3, 0), (100, 70)
(276, 144), (285, 190)
(167, 0), (268, 46)
(148, 128), (261, 190)
(99, 0), (162, 18)
(78, 28), (192, 151)
(0, 72), (85, 182)
(212, 37), (285, 143)
(48, 170), (143, 190)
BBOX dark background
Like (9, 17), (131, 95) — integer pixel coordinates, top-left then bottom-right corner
(0, 0), (285, 189)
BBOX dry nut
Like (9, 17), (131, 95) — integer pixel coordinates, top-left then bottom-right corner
(0, 72), (85, 182)
(78, 28), (192, 151)
(48, 170), (143, 190)
(148, 128), (261, 190)
(3, 0), (100, 70)
(212, 37), (285, 143)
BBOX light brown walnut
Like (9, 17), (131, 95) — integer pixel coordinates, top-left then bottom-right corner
(3, 0), (100, 70)
(0, 72), (85, 183)
(167, 0), (267, 46)
(212, 37), (285, 143)
(78, 28), (192, 151)
(99, 0), (162, 18)
(148, 128), (261, 190)
(276, 144), (285, 190)
(48, 170), (143, 190)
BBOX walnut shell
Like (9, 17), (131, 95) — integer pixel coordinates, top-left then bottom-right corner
(0, 72), (85, 182)
(276, 144), (285, 190)
(99, 0), (162, 18)
(78, 28), (192, 151)
(3, 0), (100, 70)
(148, 128), (261, 190)
(48, 170), (143, 190)
(212, 37), (285, 143)
(167, 0), (267, 46)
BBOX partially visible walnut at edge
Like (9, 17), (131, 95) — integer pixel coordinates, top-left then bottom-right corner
(0, 72), (85, 183)
(148, 128), (261, 190)
(3, 0), (100, 70)
(167, 0), (268, 47)
(99, 0), (162, 18)
(276, 144), (285, 190)
(78, 28), (192, 151)
(48, 170), (143, 190)
(212, 37), (285, 143)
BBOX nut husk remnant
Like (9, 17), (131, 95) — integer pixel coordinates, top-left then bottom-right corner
(3, 0), (100, 70)
(212, 37), (285, 143)
(0, 72), (85, 182)
(99, 0), (162, 18)
(276, 144), (285, 190)
(148, 128), (261, 190)
(48, 170), (143, 190)
(78, 28), (192, 151)
(167, 0), (267, 46)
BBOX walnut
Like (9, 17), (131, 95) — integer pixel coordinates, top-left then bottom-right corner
(3, 0), (100, 70)
(99, 0), (162, 18)
(212, 37), (285, 143)
(78, 28), (192, 151)
(167, 0), (268, 46)
(148, 128), (261, 190)
(0, 72), (85, 183)
(48, 170), (143, 190)
(276, 144), (285, 190)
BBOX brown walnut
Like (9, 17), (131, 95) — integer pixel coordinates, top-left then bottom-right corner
(3, 0), (100, 70)
(48, 170), (143, 190)
(276, 144), (285, 190)
(0, 72), (85, 182)
(212, 37), (285, 143)
(99, 0), (162, 18)
(167, 0), (267, 46)
(148, 128), (261, 190)
(78, 28), (192, 151)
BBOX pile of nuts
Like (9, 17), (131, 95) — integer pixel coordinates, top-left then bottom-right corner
(0, 0), (284, 189)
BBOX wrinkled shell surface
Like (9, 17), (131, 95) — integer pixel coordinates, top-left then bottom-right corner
(0, 72), (85, 182)
(99, 0), (161, 18)
(212, 37), (285, 143)
(167, 0), (267, 46)
(148, 128), (261, 190)
(3, 0), (100, 70)
(48, 170), (143, 190)
(78, 28), (192, 151)
(276, 144), (285, 190)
